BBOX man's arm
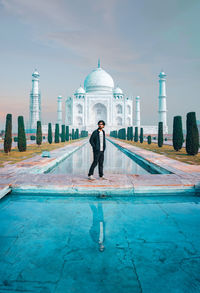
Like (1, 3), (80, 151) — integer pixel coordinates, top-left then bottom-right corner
(89, 131), (95, 148)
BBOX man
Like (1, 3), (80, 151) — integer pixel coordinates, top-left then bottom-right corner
(88, 120), (107, 180)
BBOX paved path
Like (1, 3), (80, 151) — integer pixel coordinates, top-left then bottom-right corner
(0, 137), (199, 197)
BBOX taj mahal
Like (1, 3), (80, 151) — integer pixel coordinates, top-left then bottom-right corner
(29, 60), (168, 134)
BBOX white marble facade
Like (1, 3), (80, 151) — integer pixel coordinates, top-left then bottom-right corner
(65, 61), (134, 134)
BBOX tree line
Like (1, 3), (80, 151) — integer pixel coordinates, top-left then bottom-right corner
(3, 116), (88, 153)
(110, 112), (199, 156)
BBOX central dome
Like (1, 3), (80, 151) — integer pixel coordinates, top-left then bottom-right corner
(84, 62), (114, 93)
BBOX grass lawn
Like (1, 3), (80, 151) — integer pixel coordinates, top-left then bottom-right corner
(0, 139), (84, 167)
(116, 139), (200, 165)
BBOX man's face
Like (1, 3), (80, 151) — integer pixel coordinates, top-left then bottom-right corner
(98, 122), (104, 130)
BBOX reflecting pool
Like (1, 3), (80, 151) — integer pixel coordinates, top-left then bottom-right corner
(50, 139), (149, 175)
(0, 194), (200, 292)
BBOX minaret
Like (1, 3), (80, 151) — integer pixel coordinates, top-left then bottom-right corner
(158, 71), (167, 128)
(98, 58), (101, 68)
(30, 69), (41, 130)
(57, 95), (62, 126)
(135, 96), (141, 126)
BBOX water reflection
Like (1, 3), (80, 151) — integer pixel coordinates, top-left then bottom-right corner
(50, 139), (148, 175)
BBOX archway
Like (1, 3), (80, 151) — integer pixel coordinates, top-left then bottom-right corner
(77, 116), (83, 125)
(92, 103), (107, 125)
(116, 104), (122, 114)
(76, 104), (83, 114)
(116, 116), (122, 125)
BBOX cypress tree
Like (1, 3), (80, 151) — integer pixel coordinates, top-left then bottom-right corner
(134, 127), (138, 142)
(117, 129), (120, 139)
(140, 128), (143, 143)
(76, 128), (79, 139)
(173, 116), (183, 151)
(36, 121), (42, 146)
(48, 123), (52, 144)
(55, 123), (60, 143)
(17, 116), (27, 152)
(72, 128), (75, 140)
(186, 112), (199, 155)
(127, 127), (130, 140)
(147, 135), (151, 144)
(61, 124), (65, 142)
(66, 126), (69, 141)
(4, 114), (12, 153)
(130, 126), (133, 141)
(122, 128), (126, 140)
(158, 122), (163, 147)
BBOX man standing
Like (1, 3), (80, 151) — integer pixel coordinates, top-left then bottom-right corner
(88, 120), (107, 180)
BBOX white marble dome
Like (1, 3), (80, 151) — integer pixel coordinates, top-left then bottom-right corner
(84, 67), (114, 92)
(113, 87), (123, 94)
(75, 86), (85, 94)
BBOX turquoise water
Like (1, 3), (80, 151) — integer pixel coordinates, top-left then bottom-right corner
(50, 139), (149, 175)
(1, 194), (200, 292)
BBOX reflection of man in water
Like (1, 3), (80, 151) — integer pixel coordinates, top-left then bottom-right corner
(88, 120), (107, 180)
(89, 203), (105, 251)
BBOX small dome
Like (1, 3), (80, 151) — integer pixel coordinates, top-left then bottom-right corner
(159, 71), (166, 78)
(32, 69), (39, 78)
(84, 67), (114, 92)
(113, 87), (123, 94)
(75, 86), (85, 94)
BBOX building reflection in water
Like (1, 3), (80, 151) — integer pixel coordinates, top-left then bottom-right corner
(50, 140), (148, 175)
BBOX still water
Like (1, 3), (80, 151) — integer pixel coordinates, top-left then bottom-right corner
(50, 139), (149, 175)
(1, 194), (200, 292)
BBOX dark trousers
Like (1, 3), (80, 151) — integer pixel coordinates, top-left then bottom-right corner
(88, 151), (104, 177)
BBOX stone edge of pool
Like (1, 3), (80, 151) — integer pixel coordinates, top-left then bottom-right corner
(0, 137), (200, 199)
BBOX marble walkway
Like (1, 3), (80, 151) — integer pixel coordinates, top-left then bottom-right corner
(0, 137), (200, 197)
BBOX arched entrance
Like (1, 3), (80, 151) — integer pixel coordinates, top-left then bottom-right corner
(92, 103), (107, 125)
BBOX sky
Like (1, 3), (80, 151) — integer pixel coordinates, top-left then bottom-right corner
(0, 0), (199, 132)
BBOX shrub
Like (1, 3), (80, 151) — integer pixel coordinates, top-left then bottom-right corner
(17, 116), (27, 152)
(118, 128), (126, 140)
(30, 135), (36, 140)
(130, 127), (133, 141)
(72, 129), (75, 140)
(75, 128), (79, 139)
(127, 127), (130, 140)
(48, 123), (52, 144)
(158, 122), (163, 147)
(61, 124), (65, 142)
(134, 127), (138, 142)
(14, 137), (18, 142)
(4, 114), (12, 153)
(36, 121), (42, 146)
(173, 116), (183, 151)
(55, 123), (60, 143)
(147, 135), (151, 144)
(66, 126), (69, 141)
(186, 112), (199, 155)
(140, 128), (143, 143)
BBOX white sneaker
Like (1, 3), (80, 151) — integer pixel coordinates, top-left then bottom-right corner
(99, 175), (107, 180)
(88, 175), (96, 180)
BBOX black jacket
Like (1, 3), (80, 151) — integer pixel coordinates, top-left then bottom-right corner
(89, 129), (106, 152)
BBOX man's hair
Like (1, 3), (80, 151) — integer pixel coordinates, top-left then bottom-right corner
(98, 120), (105, 126)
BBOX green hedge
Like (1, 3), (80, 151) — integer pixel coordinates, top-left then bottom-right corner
(186, 112), (199, 155)
(4, 113), (12, 153)
(18, 116), (26, 152)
